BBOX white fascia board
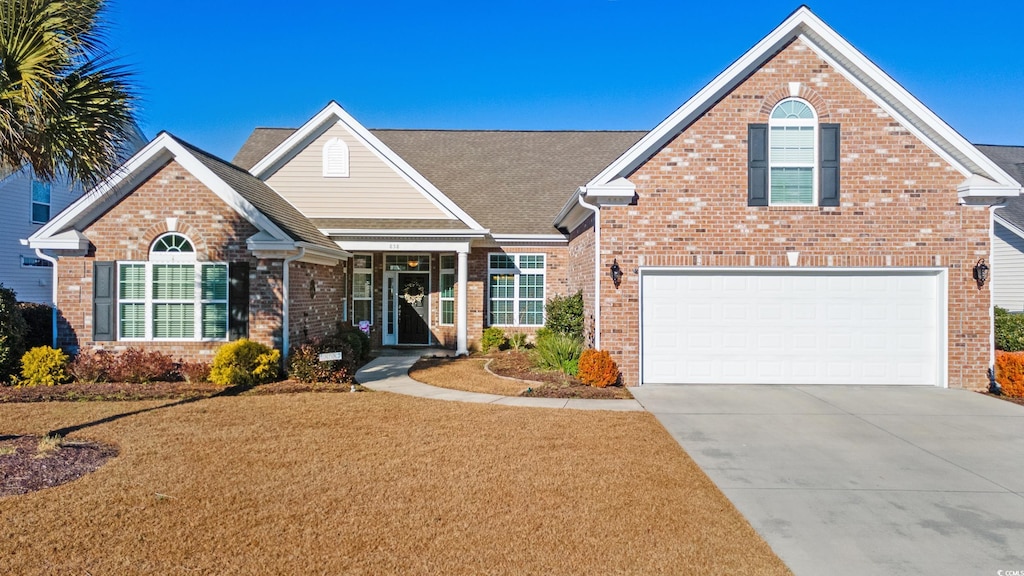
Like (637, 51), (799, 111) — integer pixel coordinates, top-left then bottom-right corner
(553, 178), (636, 230)
(957, 174), (1022, 202)
(337, 239), (473, 253)
(320, 228), (489, 238)
(248, 102), (485, 231)
(26, 230), (90, 251)
(586, 6), (1021, 190)
(490, 234), (568, 244)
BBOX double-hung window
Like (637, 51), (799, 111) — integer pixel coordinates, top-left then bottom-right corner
(31, 180), (51, 223)
(769, 99), (817, 205)
(439, 255), (455, 325)
(352, 254), (373, 325)
(117, 233), (228, 340)
(488, 253), (545, 326)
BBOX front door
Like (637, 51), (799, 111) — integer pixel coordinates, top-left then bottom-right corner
(397, 272), (429, 345)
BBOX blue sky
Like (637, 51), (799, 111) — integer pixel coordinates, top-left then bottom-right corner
(105, 1), (1024, 161)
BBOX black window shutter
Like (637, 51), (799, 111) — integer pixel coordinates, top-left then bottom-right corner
(228, 262), (250, 340)
(93, 261), (116, 341)
(819, 123), (841, 207)
(748, 124), (769, 206)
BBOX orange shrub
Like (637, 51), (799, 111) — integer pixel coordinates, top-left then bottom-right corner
(577, 349), (619, 388)
(995, 351), (1024, 398)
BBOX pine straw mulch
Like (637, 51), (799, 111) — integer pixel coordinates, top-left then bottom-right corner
(411, 350), (633, 399)
(0, 393), (790, 575)
(0, 435), (118, 497)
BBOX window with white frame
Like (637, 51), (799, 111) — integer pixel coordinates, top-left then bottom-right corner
(352, 254), (373, 325)
(117, 233), (228, 340)
(488, 253), (545, 326)
(21, 255), (53, 268)
(31, 179), (51, 223)
(322, 137), (350, 178)
(439, 254), (455, 325)
(769, 99), (817, 205)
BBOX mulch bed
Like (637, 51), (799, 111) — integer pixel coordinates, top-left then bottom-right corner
(1, 435), (118, 497)
(486, 350), (632, 399)
(984, 392), (1024, 406)
(0, 381), (224, 403)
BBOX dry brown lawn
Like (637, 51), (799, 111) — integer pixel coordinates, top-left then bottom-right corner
(0, 392), (790, 575)
(411, 357), (530, 395)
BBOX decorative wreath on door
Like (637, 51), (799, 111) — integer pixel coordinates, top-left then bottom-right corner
(402, 281), (425, 305)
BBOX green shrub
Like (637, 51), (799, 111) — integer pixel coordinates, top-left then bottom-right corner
(288, 340), (353, 384)
(335, 325), (371, 362)
(995, 306), (1024, 352)
(18, 302), (53, 349)
(545, 291), (584, 340)
(18, 346), (70, 386)
(508, 332), (528, 351)
(209, 339), (281, 387)
(0, 284), (28, 384)
(480, 327), (507, 353)
(533, 332), (583, 376)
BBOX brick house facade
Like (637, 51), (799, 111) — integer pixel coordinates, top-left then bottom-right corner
(27, 8), (1021, 388)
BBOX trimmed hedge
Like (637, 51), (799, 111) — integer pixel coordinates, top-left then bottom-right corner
(0, 284), (27, 384)
(544, 291), (584, 340)
(18, 346), (70, 386)
(995, 307), (1024, 352)
(210, 339), (281, 387)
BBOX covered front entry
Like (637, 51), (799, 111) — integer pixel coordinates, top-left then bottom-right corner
(640, 268), (946, 386)
(382, 255), (431, 345)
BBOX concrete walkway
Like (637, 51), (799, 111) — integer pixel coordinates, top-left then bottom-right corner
(355, 353), (643, 411)
(632, 384), (1024, 576)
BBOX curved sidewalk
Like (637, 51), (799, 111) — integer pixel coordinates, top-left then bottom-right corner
(355, 353), (643, 411)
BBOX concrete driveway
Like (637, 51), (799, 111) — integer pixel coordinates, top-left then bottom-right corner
(631, 385), (1024, 576)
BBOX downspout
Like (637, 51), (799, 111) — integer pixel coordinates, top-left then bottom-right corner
(282, 247), (305, 365)
(577, 191), (601, 350)
(989, 204), (1003, 393)
(33, 249), (58, 348)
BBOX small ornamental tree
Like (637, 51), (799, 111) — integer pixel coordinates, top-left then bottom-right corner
(544, 291), (584, 340)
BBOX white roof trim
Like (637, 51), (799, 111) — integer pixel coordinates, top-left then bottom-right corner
(27, 133), (299, 250)
(320, 228), (488, 238)
(994, 212), (1024, 243)
(957, 174), (1021, 203)
(587, 6), (1021, 191)
(247, 101), (486, 231)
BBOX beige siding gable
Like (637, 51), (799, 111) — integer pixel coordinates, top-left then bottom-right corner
(265, 121), (453, 221)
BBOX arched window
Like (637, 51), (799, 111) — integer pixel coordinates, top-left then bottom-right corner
(769, 99), (817, 205)
(117, 233), (228, 340)
(323, 137), (350, 178)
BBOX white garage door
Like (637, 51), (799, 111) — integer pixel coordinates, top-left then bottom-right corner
(641, 269), (945, 386)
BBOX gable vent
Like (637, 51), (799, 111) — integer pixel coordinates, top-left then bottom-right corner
(323, 137), (350, 178)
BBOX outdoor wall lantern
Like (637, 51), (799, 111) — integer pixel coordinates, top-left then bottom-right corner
(973, 258), (989, 287)
(407, 257), (420, 269)
(610, 259), (623, 288)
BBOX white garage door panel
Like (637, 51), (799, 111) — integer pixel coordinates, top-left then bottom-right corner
(641, 271), (943, 385)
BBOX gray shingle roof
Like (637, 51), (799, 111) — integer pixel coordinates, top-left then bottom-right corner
(977, 144), (1024, 230)
(235, 127), (645, 235)
(177, 137), (341, 252)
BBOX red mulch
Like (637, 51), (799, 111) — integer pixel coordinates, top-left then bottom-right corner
(486, 350), (632, 399)
(0, 435), (118, 497)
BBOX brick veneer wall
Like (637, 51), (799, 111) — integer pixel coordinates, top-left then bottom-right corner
(55, 160), (338, 362)
(568, 217), (596, 346)
(287, 260), (346, 347)
(589, 38), (992, 388)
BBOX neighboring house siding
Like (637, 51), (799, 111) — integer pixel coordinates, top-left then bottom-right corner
(265, 121), (452, 220)
(0, 170), (82, 304)
(591, 38), (990, 388)
(993, 221), (1024, 312)
(56, 161), (284, 360)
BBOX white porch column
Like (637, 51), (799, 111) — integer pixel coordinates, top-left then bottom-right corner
(456, 248), (469, 355)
